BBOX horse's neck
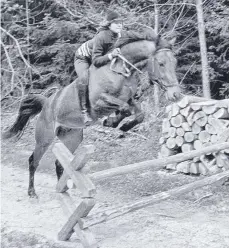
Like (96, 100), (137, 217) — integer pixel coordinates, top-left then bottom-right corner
(121, 40), (156, 63)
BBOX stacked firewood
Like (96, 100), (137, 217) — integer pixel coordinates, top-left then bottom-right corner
(159, 95), (229, 175)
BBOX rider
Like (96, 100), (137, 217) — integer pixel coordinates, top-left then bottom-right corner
(74, 10), (158, 125)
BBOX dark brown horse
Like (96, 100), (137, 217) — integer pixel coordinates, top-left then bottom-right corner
(3, 37), (181, 198)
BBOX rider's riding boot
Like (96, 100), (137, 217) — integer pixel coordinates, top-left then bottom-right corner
(78, 84), (93, 125)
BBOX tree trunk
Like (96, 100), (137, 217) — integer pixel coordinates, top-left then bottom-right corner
(154, 2), (160, 113)
(196, 0), (211, 98)
(26, 0), (33, 91)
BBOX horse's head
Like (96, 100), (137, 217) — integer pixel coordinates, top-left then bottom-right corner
(148, 37), (182, 102)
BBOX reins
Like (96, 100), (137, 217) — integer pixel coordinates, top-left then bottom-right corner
(110, 54), (143, 77)
(110, 57), (131, 77)
(117, 54), (143, 74)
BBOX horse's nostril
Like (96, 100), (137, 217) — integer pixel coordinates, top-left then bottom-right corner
(174, 92), (180, 100)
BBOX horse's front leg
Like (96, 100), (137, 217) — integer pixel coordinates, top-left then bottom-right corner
(98, 93), (131, 115)
(93, 92), (132, 128)
(119, 98), (144, 132)
(94, 93), (132, 127)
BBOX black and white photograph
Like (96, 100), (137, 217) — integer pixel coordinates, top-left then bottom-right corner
(1, 0), (229, 247)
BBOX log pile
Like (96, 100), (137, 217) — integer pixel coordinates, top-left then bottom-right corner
(159, 95), (229, 175)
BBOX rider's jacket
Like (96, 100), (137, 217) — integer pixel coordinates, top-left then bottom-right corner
(75, 29), (118, 65)
(75, 29), (158, 67)
(92, 29), (119, 67)
(76, 38), (94, 58)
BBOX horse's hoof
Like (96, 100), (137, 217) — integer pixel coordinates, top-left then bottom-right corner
(103, 118), (119, 128)
(103, 118), (111, 127)
(28, 190), (38, 199)
(119, 122), (130, 132)
(121, 108), (131, 117)
(84, 121), (93, 126)
(83, 114), (93, 126)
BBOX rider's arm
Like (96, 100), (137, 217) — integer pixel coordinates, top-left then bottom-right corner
(92, 32), (112, 68)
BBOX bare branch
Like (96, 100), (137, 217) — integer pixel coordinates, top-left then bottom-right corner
(179, 60), (197, 85)
(56, 0), (98, 26)
(159, 3), (184, 35)
(153, 2), (196, 7)
(56, 0), (83, 18)
(0, 26), (31, 69)
(25, 0), (33, 92)
(167, 2), (186, 35)
(0, 40), (15, 92)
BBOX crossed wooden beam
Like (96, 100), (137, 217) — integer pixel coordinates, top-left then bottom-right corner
(52, 143), (98, 248)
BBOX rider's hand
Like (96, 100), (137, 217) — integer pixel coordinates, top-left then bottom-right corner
(112, 48), (121, 57)
(108, 48), (121, 60)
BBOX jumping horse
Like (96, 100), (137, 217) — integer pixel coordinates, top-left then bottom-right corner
(3, 35), (182, 198)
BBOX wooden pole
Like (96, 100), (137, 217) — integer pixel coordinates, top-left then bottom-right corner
(80, 170), (229, 228)
(89, 142), (229, 181)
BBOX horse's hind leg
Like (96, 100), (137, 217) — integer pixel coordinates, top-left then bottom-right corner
(28, 117), (55, 198)
(29, 143), (51, 198)
(55, 127), (83, 180)
(55, 160), (64, 180)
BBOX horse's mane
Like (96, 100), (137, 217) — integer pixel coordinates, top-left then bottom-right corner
(113, 29), (172, 51)
(113, 29), (156, 49)
(156, 37), (172, 50)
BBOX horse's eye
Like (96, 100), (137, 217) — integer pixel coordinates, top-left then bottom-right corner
(159, 62), (164, 67)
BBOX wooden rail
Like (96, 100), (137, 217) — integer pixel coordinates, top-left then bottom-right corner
(89, 142), (229, 181)
(79, 170), (229, 229)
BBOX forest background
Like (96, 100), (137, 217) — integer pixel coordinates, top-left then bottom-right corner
(1, 0), (229, 109)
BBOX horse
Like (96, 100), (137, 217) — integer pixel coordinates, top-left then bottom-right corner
(3, 36), (182, 198)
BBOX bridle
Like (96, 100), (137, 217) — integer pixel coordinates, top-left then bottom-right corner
(150, 48), (179, 91)
(109, 47), (179, 91)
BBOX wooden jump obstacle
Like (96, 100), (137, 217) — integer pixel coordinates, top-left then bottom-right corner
(53, 144), (97, 247)
(52, 141), (229, 248)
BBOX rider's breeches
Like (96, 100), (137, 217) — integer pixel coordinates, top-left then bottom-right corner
(74, 56), (90, 86)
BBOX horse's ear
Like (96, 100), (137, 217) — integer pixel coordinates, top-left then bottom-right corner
(168, 37), (176, 46)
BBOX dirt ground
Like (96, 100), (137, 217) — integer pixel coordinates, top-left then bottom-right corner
(1, 110), (229, 248)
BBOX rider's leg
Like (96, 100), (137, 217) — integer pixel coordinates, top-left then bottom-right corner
(78, 72), (93, 125)
(74, 57), (93, 125)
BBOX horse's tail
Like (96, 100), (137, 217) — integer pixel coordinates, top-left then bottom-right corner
(2, 94), (47, 139)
